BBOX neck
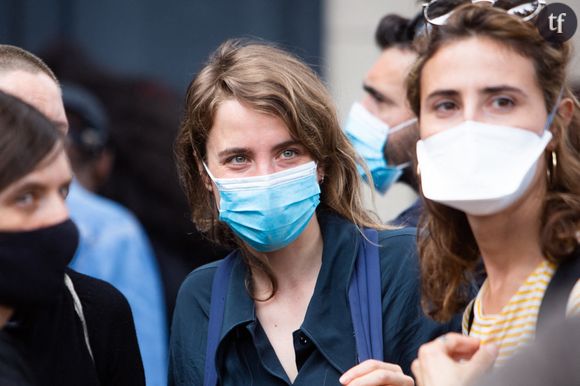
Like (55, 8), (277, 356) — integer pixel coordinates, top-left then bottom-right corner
(253, 215), (323, 296)
(468, 172), (546, 306)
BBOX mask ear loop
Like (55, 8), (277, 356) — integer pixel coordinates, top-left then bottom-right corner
(388, 118), (418, 135)
(544, 87), (565, 188)
(202, 162), (219, 190)
(385, 119), (418, 169)
(202, 163), (222, 219)
(202, 162), (217, 181)
(544, 87), (565, 133)
(397, 161), (412, 170)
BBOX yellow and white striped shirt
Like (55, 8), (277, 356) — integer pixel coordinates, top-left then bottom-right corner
(462, 260), (580, 367)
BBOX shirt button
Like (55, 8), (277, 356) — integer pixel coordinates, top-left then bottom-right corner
(299, 335), (309, 345)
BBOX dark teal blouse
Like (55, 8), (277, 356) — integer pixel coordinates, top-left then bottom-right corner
(169, 212), (458, 385)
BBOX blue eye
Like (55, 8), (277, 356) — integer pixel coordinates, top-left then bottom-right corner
(229, 155), (247, 164)
(281, 149), (297, 159)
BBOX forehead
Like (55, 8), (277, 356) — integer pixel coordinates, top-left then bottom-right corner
(16, 148), (70, 182)
(0, 147), (71, 196)
(208, 99), (292, 147)
(421, 37), (538, 94)
(31, 147), (71, 175)
(0, 70), (66, 129)
(366, 47), (417, 86)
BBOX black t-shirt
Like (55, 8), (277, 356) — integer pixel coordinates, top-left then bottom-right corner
(3, 269), (145, 386)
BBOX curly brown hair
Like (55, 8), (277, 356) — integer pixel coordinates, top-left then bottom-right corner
(175, 39), (382, 298)
(406, 5), (580, 322)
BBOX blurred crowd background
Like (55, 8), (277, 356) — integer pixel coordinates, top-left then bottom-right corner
(1, 0), (580, 323)
(1, 1), (580, 385)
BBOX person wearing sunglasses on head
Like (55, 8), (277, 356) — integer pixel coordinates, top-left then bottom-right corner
(407, 2), (580, 386)
(343, 12), (425, 226)
(168, 39), (456, 386)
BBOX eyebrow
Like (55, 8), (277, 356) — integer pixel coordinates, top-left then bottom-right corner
(7, 178), (72, 195)
(217, 147), (251, 160)
(424, 89), (458, 104)
(425, 85), (527, 103)
(217, 140), (303, 160)
(363, 84), (395, 105)
(481, 85), (527, 97)
(271, 140), (302, 153)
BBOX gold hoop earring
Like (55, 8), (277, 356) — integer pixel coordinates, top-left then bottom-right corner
(547, 151), (558, 186)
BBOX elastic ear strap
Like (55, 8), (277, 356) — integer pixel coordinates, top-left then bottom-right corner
(397, 161), (412, 170)
(202, 162), (217, 181)
(389, 118), (418, 135)
(545, 87), (566, 132)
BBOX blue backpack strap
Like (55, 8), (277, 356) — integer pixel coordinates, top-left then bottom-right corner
(348, 228), (384, 362)
(204, 251), (237, 386)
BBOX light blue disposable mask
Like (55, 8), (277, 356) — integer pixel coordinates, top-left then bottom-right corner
(344, 102), (416, 194)
(204, 161), (321, 252)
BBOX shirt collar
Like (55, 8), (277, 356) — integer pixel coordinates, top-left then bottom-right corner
(221, 253), (255, 338)
(219, 210), (361, 374)
(301, 211), (359, 373)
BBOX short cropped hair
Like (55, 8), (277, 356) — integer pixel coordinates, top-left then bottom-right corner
(0, 44), (58, 82)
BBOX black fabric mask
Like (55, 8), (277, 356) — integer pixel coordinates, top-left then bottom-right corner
(0, 219), (79, 307)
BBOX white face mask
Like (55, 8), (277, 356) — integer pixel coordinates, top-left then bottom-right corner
(416, 120), (552, 216)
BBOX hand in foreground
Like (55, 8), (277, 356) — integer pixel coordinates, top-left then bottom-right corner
(339, 359), (414, 386)
(411, 333), (498, 386)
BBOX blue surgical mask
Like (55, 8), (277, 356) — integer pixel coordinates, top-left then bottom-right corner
(344, 102), (416, 194)
(204, 161), (320, 252)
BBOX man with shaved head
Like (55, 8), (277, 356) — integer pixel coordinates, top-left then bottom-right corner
(0, 45), (68, 132)
(0, 44), (147, 386)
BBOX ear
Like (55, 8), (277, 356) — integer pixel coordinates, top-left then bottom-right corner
(197, 161), (213, 192)
(558, 97), (575, 127)
(317, 164), (325, 184)
(547, 97), (574, 151)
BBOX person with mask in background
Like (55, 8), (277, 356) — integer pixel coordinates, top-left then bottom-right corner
(63, 82), (168, 386)
(343, 12), (424, 226)
(40, 44), (230, 327)
(169, 39), (455, 386)
(0, 88), (144, 385)
(404, 3), (580, 385)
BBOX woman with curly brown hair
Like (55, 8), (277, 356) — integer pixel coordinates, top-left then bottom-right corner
(408, 2), (580, 385)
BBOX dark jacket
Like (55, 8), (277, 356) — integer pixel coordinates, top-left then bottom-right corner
(390, 199), (423, 228)
(3, 269), (145, 386)
(0, 330), (34, 386)
(169, 212), (459, 385)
